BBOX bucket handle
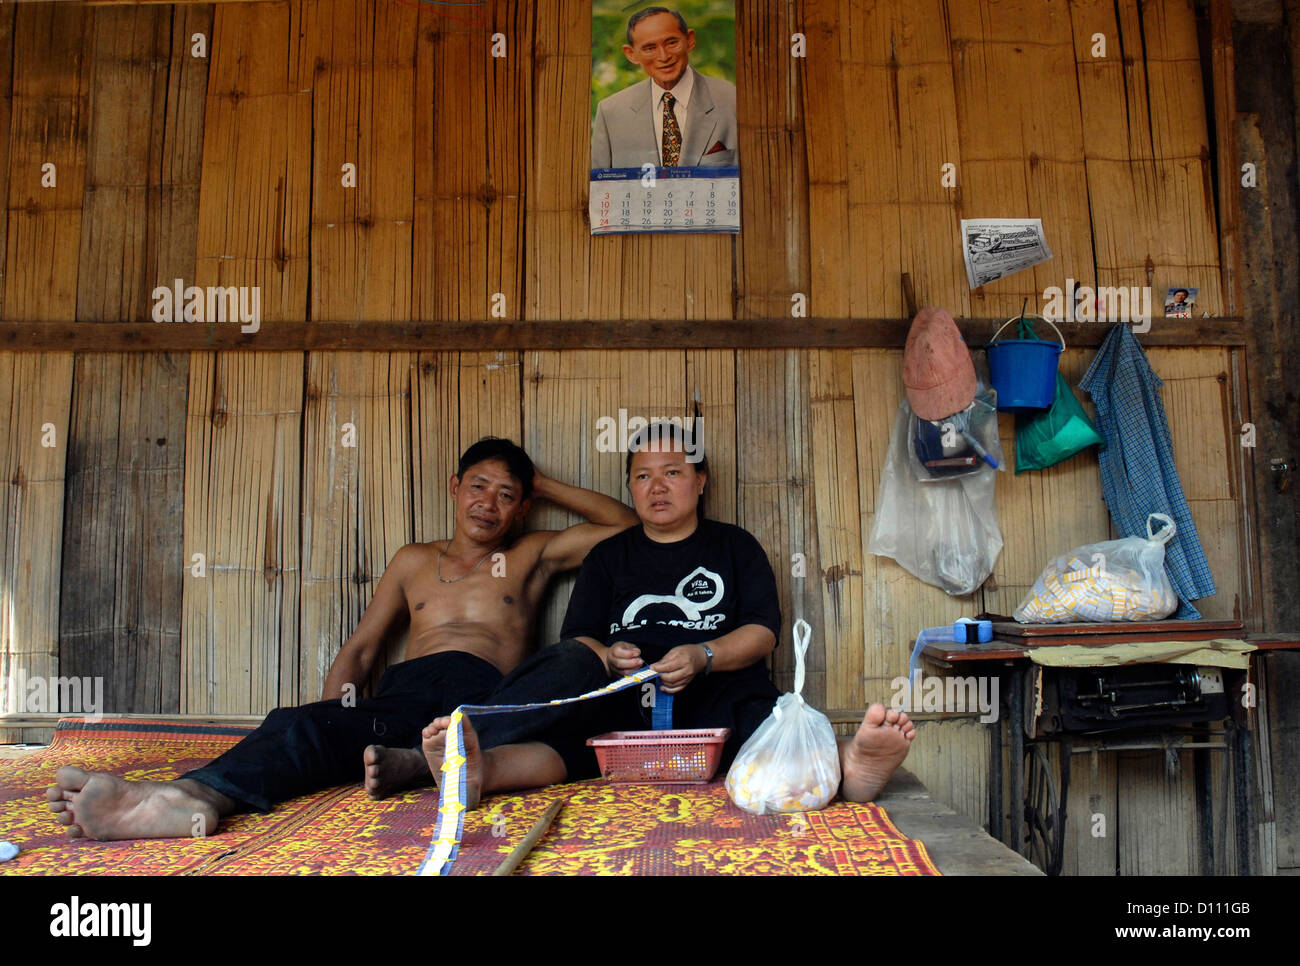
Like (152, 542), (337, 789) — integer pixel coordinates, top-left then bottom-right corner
(989, 313), (1065, 349)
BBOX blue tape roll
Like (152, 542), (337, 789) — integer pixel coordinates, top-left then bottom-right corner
(651, 684), (674, 730)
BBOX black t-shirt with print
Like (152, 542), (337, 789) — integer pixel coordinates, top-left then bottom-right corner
(560, 518), (782, 670)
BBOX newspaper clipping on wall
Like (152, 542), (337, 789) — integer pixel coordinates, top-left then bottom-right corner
(960, 218), (1053, 289)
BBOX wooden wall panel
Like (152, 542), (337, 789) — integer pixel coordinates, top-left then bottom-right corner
(59, 353), (188, 715)
(0, 354), (73, 739)
(152, 4), (212, 301)
(416, 0), (531, 322)
(196, 0), (310, 322)
(60, 6), (194, 718)
(736, 351), (823, 698)
(0, 4), (13, 318)
(5, 3), (88, 324)
(736, 0), (807, 318)
(686, 350), (738, 525)
(522, 350), (619, 647)
(182, 2), (312, 715)
(894, 2), (968, 316)
(809, 349), (861, 711)
(412, 351), (461, 544)
(76, 6), (169, 325)
(1062, 746), (1120, 875)
(525, 0), (587, 321)
(801, 0), (851, 320)
(1147, 346), (1241, 619)
(1118, 750), (1198, 874)
(1071, 0), (1223, 319)
(0, 5), (88, 741)
(300, 353), (413, 701)
(182, 352), (302, 714)
(307, 0), (415, 323)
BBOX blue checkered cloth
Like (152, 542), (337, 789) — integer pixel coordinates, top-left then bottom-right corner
(1080, 324), (1217, 618)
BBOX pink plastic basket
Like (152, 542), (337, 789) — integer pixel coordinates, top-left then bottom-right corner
(586, 728), (731, 784)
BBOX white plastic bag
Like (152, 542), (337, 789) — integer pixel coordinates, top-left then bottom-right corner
(726, 620), (841, 815)
(1013, 513), (1179, 623)
(867, 396), (1004, 596)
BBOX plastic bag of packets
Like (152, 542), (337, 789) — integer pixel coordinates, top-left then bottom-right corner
(726, 620), (841, 814)
(1013, 513), (1179, 623)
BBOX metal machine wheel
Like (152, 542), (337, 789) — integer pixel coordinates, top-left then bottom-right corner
(1024, 743), (1065, 875)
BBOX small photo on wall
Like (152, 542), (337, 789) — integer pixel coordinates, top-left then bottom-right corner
(589, 1), (739, 235)
(1164, 287), (1197, 317)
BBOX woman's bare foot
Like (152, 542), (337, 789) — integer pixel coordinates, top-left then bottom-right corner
(44, 766), (230, 841)
(839, 703), (916, 803)
(363, 745), (433, 799)
(422, 715), (485, 810)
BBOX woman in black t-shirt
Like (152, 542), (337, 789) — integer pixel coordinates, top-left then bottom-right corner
(552, 422), (785, 777)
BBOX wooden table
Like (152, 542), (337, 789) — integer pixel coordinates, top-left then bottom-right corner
(921, 624), (1300, 874)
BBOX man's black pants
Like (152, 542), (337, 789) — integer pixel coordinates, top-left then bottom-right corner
(181, 639), (610, 811)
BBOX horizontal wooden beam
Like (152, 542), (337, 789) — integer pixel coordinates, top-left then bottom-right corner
(0, 317), (1249, 352)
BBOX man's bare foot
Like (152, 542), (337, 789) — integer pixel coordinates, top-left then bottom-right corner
(839, 703), (916, 803)
(422, 715), (485, 810)
(44, 766), (229, 841)
(363, 744), (433, 799)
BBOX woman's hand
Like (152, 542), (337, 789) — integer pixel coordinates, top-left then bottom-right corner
(606, 641), (644, 677)
(650, 644), (708, 694)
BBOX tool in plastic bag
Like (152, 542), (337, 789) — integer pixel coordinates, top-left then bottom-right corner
(1013, 371), (1103, 474)
(725, 620), (842, 815)
(868, 395), (1004, 596)
(1013, 513), (1179, 623)
(909, 388), (1001, 481)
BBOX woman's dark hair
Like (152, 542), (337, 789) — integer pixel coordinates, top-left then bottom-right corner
(456, 437), (535, 500)
(625, 420), (708, 518)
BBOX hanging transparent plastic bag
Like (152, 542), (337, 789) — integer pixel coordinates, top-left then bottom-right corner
(726, 620), (841, 815)
(868, 396), (1004, 596)
(1013, 513), (1179, 623)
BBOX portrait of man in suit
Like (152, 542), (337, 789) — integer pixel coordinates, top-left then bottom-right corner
(590, 6), (738, 170)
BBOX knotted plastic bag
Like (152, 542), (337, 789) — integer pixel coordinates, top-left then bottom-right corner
(725, 620), (841, 815)
(1013, 513), (1179, 623)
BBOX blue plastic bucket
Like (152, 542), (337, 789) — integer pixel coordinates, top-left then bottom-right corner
(985, 315), (1064, 412)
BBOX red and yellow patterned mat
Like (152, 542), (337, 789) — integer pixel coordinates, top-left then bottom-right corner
(0, 718), (939, 876)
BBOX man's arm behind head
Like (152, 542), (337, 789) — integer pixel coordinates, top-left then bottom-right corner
(528, 470), (638, 575)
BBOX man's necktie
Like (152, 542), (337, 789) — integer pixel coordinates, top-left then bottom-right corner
(661, 92), (681, 167)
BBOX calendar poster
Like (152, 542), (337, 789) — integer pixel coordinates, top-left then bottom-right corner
(589, 1), (739, 235)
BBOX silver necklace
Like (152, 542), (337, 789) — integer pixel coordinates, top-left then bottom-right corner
(436, 542), (499, 583)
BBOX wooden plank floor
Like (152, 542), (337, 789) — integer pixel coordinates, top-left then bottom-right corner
(878, 767), (1043, 875)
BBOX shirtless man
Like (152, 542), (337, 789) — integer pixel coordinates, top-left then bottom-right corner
(45, 437), (637, 840)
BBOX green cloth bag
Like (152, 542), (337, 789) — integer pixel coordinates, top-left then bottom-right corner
(1013, 372), (1104, 473)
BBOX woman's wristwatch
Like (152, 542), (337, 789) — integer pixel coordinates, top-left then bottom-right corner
(699, 643), (714, 676)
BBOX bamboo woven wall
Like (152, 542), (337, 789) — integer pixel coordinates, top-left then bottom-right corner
(0, 0), (1255, 873)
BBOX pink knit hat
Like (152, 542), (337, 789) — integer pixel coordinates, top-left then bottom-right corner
(902, 307), (977, 421)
